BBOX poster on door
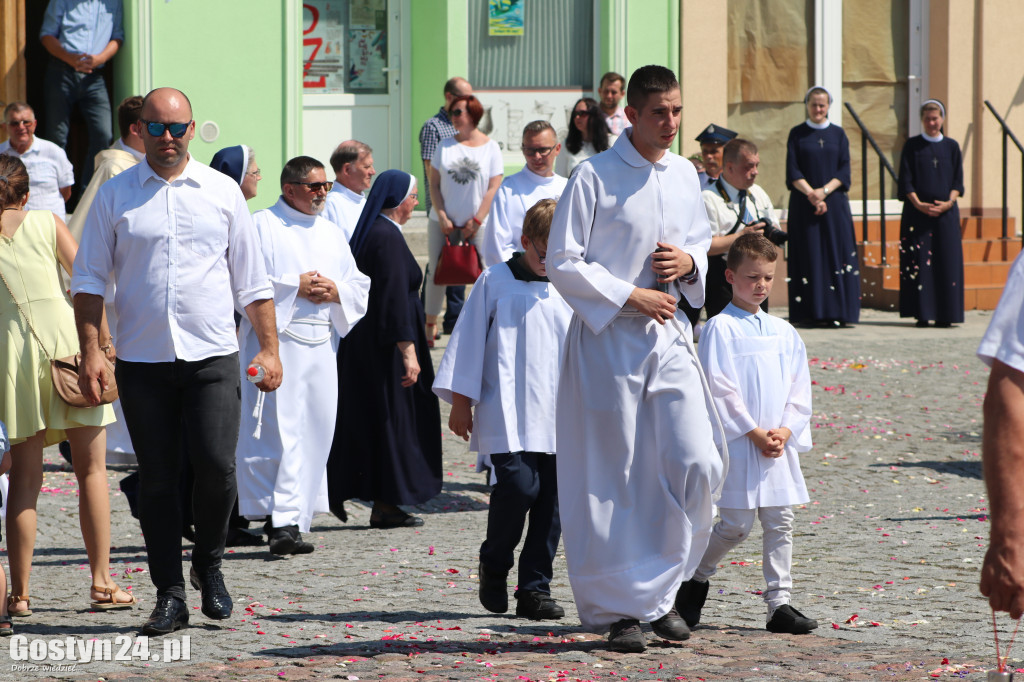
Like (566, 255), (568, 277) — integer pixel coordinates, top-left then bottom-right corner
(348, 29), (387, 90)
(302, 2), (345, 92)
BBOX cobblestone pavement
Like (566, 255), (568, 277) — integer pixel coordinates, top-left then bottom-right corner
(0, 293), (1012, 680)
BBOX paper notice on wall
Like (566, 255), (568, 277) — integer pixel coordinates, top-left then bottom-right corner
(489, 0), (524, 36)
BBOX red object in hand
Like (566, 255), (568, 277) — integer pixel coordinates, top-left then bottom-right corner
(247, 365), (265, 382)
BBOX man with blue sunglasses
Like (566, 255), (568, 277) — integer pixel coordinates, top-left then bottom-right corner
(72, 87), (282, 637)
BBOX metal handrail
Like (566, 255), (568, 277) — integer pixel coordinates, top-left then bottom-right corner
(844, 103), (898, 265)
(983, 100), (1024, 242)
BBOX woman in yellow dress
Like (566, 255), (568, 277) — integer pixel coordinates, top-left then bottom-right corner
(0, 155), (134, 616)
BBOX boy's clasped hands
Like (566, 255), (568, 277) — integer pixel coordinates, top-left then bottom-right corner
(747, 427), (793, 458)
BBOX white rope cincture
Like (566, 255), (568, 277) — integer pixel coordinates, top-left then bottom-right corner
(252, 390), (266, 439)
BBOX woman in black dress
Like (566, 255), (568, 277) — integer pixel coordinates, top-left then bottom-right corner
(327, 170), (442, 528)
(785, 86), (860, 327)
(897, 99), (964, 327)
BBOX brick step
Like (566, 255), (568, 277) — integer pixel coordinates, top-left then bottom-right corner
(859, 262), (1008, 310)
(859, 260), (1012, 289)
(858, 239), (1022, 265)
(853, 215), (1015, 241)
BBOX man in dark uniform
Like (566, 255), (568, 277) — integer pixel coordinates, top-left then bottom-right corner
(683, 123), (738, 329)
(695, 123), (738, 190)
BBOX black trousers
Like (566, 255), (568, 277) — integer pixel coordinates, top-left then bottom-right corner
(116, 354), (241, 600)
(479, 452), (561, 595)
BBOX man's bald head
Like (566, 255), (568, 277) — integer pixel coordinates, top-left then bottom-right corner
(141, 87), (193, 120)
(331, 140), (375, 192)
(443, 77), (472, 112)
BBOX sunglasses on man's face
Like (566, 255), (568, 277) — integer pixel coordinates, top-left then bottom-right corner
(288, 181), (334, 193)
(140, 119), (192, 138)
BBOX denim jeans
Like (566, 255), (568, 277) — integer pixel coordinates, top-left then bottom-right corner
(43, 60), (113, 191)
(115, 354), (241, 600)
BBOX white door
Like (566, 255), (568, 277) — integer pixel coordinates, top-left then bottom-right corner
(300, 0), (402, 171)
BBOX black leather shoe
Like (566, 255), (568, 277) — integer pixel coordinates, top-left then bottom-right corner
(141, 595), (189, 636)
(369, 510), (424, 528)
(514, 590), (565, 620)
(477, 561), (508, 613)
(189, 567), (233, 620)
(225, 528), (265, 547)
(675, 578), (710, 627)
(651, 606), (691, 641)
(267, 525), (315, 555)
(766, 604), (818, 634)
(607, 618), (646, 652)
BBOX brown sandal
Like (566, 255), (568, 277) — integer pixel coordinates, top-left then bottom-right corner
(90, 585), (136, 611)
(7, 595), (31, 617)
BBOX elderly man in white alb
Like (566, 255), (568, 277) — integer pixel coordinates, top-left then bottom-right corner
(546, 65), (725, 653)
(236, 156), (369, 556)
(0, 102), (74, 221)
(324, 140), (375, 241)
(481, 120), (566, 268)
(72, 87), (282, 637)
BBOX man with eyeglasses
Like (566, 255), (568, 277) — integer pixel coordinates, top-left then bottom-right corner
(235, 155), (369, 557)
(71, 87), (282, 636)
(482, 120), (566, 268)
(420, 76), (474, 336)
(0, 102), (75, 221)
(325, 140), (375, 241)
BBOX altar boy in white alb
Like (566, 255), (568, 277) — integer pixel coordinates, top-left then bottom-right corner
(480, 121), (567, 267)
(546, 65), (726, 653)
(434, 199), (572, 621)
(236, 156), (369, 555)
(681, 233), (818, 635)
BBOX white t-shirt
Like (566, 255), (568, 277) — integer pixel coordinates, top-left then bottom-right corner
(429, 137), (503, 225)
(978, 252), (1024, 372)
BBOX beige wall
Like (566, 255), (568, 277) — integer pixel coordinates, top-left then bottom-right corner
(679, 1), (728, 158)
(680, 0), (1024, 227)
(930, 0), (1024, 225)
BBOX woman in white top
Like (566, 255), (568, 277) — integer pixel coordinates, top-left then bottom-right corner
(426, 94), (503, 343)
(555, 97), (613, 178)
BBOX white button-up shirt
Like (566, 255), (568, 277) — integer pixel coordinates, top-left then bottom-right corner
(71, 156), (273, 362)
(323, 183), (366, 241)
(0, 136), (75, 221)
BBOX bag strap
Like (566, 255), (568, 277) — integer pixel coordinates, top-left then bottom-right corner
(0, 266), (55, 363)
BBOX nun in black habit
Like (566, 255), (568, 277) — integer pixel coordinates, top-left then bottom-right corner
(785, 86), (861, 327)
(327, 169), (442, 528)
(897, 99), (965, 327)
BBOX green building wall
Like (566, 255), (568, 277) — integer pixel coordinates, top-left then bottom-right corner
(113, 0), (302, 212)
(109, 0), (682, 208)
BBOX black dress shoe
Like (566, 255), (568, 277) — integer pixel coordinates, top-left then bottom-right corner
(514, 590), (565, 620)
(267, 525), (315, 555)
(766, 604), (818, 634)
(477, 561), (508, 613)
(675, 578), (710, 627)
(225, 528), (265, 547)
(189, 567), (233, 620)
(141, 595), (189, 636)
(651, 606), (691, 641)
(369, 510), (424, 528)
(607, 618), (646, 652)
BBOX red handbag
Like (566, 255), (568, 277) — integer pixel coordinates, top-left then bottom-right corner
(433, 235), (483, 285)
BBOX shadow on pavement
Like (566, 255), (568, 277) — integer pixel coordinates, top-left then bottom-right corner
(874, 459), (982, 479)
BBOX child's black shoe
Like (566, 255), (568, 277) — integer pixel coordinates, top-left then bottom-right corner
(766, 604), (818, 634)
